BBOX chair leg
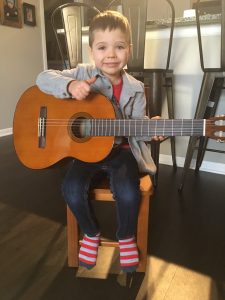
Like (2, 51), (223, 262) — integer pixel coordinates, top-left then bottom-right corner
(150, 141), (160, 187)
(195, 77), (224, 171)
(136, 192), (150, 272)
(146, 72), (164, 186)
(178, 136), (199, 191)
(165, 74), (177, 169)
(195, 136), (208, 171)
(179, 72), (216, 191)
(67, 206), (79, 267)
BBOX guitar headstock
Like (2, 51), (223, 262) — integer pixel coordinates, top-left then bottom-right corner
(206, 115), (225, 142)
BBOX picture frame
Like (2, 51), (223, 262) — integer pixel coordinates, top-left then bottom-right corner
(191, 1), (221, 15)
(0, 0), (22, 28)
(23, 2), (36, 26)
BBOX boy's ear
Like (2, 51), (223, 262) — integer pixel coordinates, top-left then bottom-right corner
(88, 46), (95, 64)
(129, 43), (133, 56)
(89, 46), (92, 56)
(129, 43), (133, 53)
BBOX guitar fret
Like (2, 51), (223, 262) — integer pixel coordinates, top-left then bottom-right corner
(163, 119), (165, 136)
(91, 119), (94, 136)
(103, 119), (105, 136)
(105, 119), (107, 136)
(98, 119), (100, 136)
(129, 119), (131, 136)
(181, 119), (183, 136)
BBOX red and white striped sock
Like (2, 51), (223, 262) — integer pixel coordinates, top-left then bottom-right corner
(79, 233), (100, 269)
(119, 236), (139, 273)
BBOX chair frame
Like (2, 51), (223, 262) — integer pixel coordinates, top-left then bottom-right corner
(51, 2), (100, 69)
(179, 0), (225, 190)
(67, 175), (153, 273)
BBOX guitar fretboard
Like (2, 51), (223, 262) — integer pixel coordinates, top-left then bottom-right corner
(90, 119), (205, 137)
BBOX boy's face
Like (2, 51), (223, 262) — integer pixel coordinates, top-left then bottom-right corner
(90, 28), (131, 82)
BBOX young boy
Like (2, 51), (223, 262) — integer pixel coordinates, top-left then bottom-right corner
(36, 10), (158, 273)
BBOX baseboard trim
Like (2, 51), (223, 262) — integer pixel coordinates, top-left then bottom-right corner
(159, 154), (225, 175)
(0, 128), (13, 137)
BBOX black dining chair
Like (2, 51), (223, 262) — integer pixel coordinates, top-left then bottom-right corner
(179, 0), (225, 191)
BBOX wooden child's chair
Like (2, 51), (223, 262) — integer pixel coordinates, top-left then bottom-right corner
(66, 174), (153, 273)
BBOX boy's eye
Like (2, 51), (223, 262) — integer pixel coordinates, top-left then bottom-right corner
(117, 45), (125, 49)
(98, 46), (106, 50)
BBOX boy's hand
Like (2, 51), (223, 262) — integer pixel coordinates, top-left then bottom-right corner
(151, 116), (164, 141)
(67, 76), (97, 100)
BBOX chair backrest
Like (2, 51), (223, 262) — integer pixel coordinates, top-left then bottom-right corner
(51, 3), (100, 69)
(196, 0), (225, 71)
(107, 0), (175, 71)
(121, 0), (148, 70)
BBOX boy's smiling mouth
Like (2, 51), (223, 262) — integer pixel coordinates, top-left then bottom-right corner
(104, 62), (119, 67)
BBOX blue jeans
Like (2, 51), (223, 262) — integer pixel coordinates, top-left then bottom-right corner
(62, 149), (141, 239)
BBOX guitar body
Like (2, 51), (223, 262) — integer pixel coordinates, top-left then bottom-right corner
(13, 86), (225, 169)
(13, 86), (115, 169)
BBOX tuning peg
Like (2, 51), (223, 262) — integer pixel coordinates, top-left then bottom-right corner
(217, 139), (225, 143)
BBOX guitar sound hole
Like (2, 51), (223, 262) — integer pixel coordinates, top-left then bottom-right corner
(69, 117), (91, 142)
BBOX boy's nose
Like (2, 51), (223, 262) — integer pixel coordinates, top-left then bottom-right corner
(107, 48), (116, 58)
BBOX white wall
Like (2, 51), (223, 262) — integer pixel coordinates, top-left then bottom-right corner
(0, 0), (46, 134)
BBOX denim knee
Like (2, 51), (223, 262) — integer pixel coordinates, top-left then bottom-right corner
(61, 177), (84, 207)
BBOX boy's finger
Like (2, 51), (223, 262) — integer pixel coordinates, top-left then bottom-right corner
(85, 76), (97, 85)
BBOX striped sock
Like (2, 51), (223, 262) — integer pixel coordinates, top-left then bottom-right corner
(119, 237), (139, 273)
(78, 233), (100, 269)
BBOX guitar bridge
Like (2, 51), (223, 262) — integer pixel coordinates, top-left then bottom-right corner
(38, 106), (47, 148)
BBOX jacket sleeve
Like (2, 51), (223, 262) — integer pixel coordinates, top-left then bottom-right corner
(36, 64), (95, 98)
(36, 68), (80, 98)
(130, 88), (152, 142)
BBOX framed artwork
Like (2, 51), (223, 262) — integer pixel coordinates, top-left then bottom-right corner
(23, 2), (36, 26)
(191, 1), (221, 15)
(0, 0), (22, 28)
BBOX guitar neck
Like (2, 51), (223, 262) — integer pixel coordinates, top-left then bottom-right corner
(90, 118), (206, 137)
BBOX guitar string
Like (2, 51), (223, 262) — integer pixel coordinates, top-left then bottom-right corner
(40, 123), (217, 130)
(37, 119), (224, 137)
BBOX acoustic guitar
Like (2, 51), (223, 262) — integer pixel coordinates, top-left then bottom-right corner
(13, 86), (225, 169)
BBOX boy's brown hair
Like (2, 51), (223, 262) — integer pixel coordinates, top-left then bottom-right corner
(89, 10), (131, 47)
